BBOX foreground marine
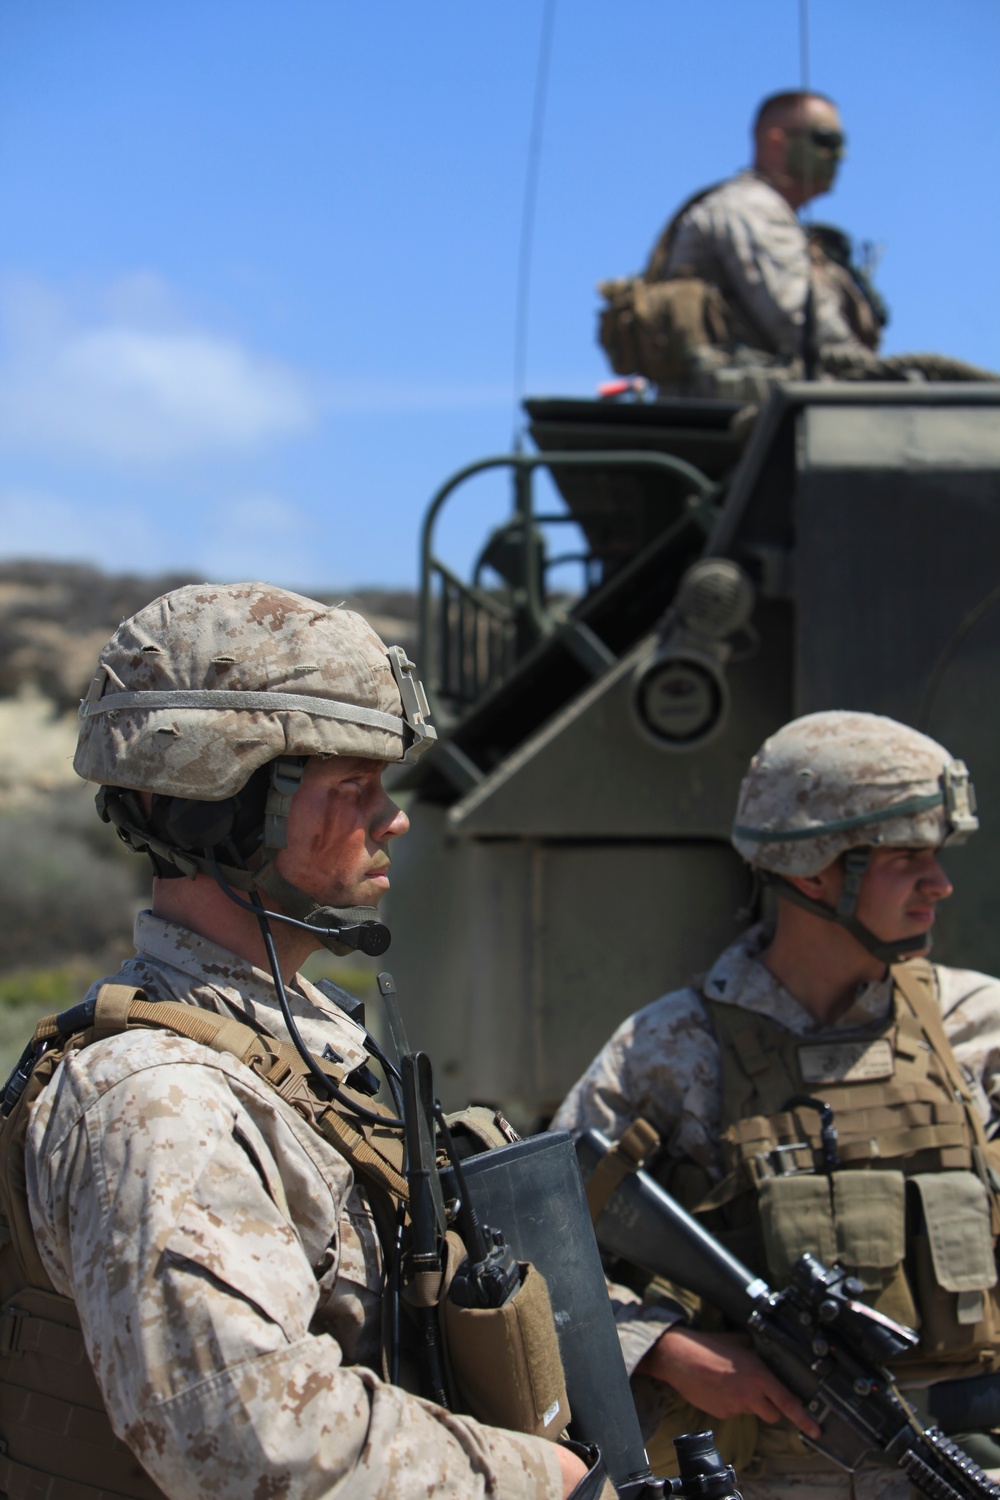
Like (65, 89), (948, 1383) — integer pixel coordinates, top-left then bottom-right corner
(0, 582), (599, 1500)
(556, 711), (1000, 1497)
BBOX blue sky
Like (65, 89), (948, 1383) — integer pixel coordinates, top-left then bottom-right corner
(1, 0), (997, 592)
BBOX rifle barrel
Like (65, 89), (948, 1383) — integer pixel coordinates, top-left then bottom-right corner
(576, 1129), (769, 1325)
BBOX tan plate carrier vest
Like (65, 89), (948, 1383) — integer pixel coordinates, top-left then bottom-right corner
(0, 985), (569, 1500)
(643, 959), (1000, 1478)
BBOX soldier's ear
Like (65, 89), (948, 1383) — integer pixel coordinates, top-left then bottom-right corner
(783, 867), (836, 904)
(784, 872), (820, 898)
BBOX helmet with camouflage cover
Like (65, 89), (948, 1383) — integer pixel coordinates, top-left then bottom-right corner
(75, 581), (436, 953)
(731, 710), (978, 962)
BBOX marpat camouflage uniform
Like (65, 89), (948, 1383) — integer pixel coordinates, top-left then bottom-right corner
(27, 912), (564, 1500)
(553, 923), (1000, 1500)
(657, 171), (865, 360)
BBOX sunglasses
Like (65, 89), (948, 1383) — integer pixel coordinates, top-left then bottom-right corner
(789, 127), (846, 152)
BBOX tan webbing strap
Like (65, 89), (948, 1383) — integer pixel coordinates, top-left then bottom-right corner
(585, 1117), (661, 1225)
(891, 959), (1000, 1230)
(892, 962), (982, 1124)
(90, 986), (288, 1073)
(91, 984), (143, 1042)
(123, 997), (270, 1070)
(315, 1107), (409, 1199)
(644, 182), (724, 281)
(107, 990), (411, 1204)
(28, 1014), (59, 1046)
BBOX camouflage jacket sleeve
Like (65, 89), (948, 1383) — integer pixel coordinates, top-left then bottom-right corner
(26, 1031), (563, 1500)
(551, 984), (722, 1176)
(669, 175), (862, 358)
(551, 987), (724, 1372)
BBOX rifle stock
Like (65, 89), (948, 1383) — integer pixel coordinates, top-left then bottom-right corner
(576, 1128), (1000, 1500)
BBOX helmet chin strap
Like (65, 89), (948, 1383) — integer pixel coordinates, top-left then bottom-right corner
(766, 846), (931, 966)
(251, 755), (391, 958)
(251, 861), (390, 957)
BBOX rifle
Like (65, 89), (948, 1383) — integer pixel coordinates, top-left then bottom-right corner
(577, 1128), (1000, 1500)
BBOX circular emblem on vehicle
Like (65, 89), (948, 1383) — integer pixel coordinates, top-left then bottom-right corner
(632, 656), (724, 748)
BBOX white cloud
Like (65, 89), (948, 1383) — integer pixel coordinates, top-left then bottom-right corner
(0, 275), (317, 463)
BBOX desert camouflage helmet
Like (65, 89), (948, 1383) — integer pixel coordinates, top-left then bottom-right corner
(74, 581), (436, 797)
(732, 710), (978, 877)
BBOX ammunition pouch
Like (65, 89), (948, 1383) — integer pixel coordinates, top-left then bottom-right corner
(910, 1171), (1000, 1356)
(441, 1244), (570, 1439)
(597, 274), (766, 388)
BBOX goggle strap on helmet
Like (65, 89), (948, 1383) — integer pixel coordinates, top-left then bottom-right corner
(763, 864), (930, 965)
(79, 686), (407, 736)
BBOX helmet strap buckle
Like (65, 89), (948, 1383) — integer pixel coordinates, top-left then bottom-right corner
(767, 855), (929, 966)
(836, 846), (871, 920)
(264, 757), (305, 852)
(942, 760), (979, 843)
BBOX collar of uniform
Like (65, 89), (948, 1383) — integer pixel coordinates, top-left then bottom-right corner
(128, 910), (370, 1071)
(703, 922), (895, 1034)
(740, 167), (801, 220)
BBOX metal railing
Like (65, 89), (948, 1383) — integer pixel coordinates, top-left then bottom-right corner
(419, 449), (716, 725)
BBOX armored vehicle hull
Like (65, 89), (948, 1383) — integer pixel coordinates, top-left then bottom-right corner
(389, 383), (1000, 1126)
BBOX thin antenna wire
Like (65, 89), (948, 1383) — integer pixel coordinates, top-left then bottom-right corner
(798, 0), (814, 221)
(511, 0), (557, 448)
(798, 0), (816, 372)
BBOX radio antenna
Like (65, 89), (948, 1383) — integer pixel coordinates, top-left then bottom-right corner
(798, 0), (815, 221)
(511, 0), (557, 449)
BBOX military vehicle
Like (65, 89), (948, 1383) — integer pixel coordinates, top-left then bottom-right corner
(387, 382), (1000, 1127)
